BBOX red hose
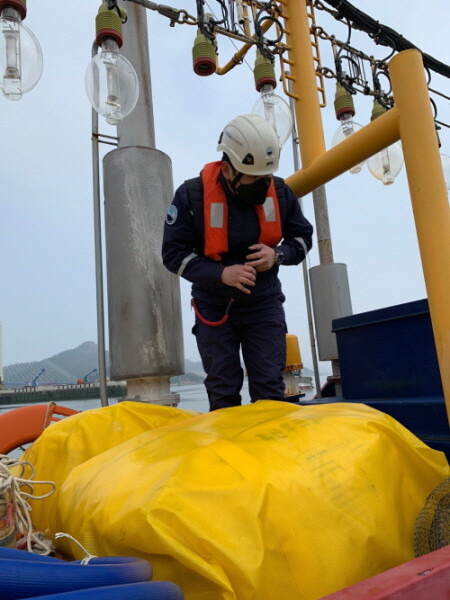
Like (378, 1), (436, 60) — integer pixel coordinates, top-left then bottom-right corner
(191, 298), (234, 326)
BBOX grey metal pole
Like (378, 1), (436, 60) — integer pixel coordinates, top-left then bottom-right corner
(288, 81), (322, 396)
(116, 2), (155, 149)
(290, 132), (322, 398)
(91, 41), (109, 408)
(287, 75), (351, 397)
(103, 1), (184, 404)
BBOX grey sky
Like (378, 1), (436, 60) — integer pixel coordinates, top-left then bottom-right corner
(1, 1), (448, 369)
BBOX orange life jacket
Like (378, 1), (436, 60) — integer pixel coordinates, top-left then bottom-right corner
(201, 161), (282, 261)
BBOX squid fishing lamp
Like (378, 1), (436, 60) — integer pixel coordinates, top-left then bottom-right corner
(0, 0), (26, 19)
(95, 0), (124, 47)
(253, 50), (276, 92)
(192, 29), (217, 76)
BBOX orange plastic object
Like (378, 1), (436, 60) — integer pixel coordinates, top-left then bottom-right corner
(0, 402), (78, 454)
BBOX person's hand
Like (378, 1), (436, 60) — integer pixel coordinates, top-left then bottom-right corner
(245, 244), (276, 272)
(221, 264), (256, 294)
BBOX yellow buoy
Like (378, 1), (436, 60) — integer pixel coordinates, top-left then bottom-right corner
(285, 333), (303, 371)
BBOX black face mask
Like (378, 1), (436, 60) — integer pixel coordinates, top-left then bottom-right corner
(235, 177), (271, 206)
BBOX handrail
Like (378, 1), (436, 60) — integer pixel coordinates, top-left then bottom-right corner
(283, 0), (450, 424)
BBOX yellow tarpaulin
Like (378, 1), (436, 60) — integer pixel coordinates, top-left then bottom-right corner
(24, 400), (449, 600)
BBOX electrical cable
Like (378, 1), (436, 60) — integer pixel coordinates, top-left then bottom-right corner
(321, 0), (450, 79)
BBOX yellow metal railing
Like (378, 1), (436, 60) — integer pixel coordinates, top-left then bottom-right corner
(278, 0), (326, 108)
(283, 0), (450, 423)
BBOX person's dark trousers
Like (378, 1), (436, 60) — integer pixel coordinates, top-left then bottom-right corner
(193, 297), (287, 410)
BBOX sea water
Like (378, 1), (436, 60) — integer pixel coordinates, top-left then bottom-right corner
(0, 382), (316, 415)
(0, 382), (317, 461)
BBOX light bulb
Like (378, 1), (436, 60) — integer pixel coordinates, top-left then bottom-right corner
(440, 154), (450, 191)
(85, 37), (139, 125)
(0, 7), (43, 100)
(367, 142), (403, 185)
(332, 112), (365, 174)
(252, 84), (293, 147)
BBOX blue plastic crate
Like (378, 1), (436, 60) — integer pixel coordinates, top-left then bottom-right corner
(332, 299), (443, 400)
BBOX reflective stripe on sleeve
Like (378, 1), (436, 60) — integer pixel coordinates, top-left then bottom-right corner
(295, 237), (309, 256)
(177, 252), (197, 277)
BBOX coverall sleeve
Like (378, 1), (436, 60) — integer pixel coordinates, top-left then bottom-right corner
(276, 185), (313, 265)
(161, 185), (225, 284)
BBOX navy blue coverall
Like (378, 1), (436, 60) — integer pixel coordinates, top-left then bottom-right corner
(162, 169), (313, 410)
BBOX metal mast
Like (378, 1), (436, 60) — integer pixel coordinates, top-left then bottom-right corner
(102, 1), (184, 404)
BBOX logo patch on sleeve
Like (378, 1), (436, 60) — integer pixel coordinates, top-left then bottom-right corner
(166, 204), (178, 225)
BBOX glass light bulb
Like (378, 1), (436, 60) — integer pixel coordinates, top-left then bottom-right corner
(0, 9), (43, 100)
(252, 84), (293, 147)
(440, 154), (450, 191)
(85, 38), (139, 125)
(332, 112), (365, 174)
(367, 142), (404, 185)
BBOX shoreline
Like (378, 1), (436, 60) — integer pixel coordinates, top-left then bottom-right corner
(0, 382), (127, 405)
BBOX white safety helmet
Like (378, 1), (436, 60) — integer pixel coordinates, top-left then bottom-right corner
(217, 114), (280, 176)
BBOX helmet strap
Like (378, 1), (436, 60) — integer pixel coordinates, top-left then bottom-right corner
(231, 170), (243, 188)
(221, 159), (243, 194)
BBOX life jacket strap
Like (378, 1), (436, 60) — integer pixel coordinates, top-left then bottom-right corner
(191, 298), (235, 327)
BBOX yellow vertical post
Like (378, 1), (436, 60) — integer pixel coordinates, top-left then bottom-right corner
(389, 50), (450, 423)
(281, 0), (325, 167)
(282, 0), (334, 265)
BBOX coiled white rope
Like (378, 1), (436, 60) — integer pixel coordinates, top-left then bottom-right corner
(0, 454), (56, 555)
(55, 532), (97, 564)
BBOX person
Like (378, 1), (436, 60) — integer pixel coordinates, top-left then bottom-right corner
(162, 113), (313, 411)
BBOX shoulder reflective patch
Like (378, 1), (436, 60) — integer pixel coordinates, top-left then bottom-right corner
(166, 204), (178, 225)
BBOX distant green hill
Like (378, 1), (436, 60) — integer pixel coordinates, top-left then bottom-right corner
(3, 343), (316, 387)
(3, 343), (205, 387)
(4, 342), (104, 386)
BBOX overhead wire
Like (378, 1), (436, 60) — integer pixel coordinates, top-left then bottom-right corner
(319, 0), (450, 79)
